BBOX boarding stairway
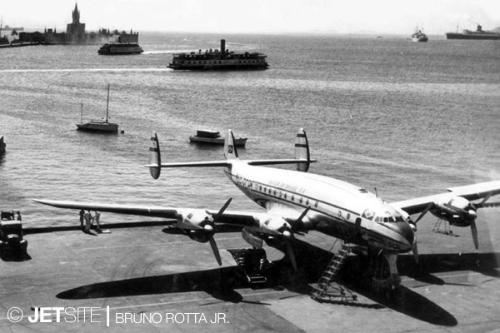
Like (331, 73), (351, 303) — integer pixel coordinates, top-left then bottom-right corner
(229, 249), (268, 286)
(310, 242), (357, 303)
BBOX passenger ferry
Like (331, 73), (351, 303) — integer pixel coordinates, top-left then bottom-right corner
(169, 39), (268, 70)
(98, 43), (143, 55)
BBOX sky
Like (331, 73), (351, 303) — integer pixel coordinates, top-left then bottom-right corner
(1, 0), (500, 35)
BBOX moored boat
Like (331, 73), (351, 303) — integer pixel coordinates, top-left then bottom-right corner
(76, 84), (119, 134)
(189, 130), (247, 147)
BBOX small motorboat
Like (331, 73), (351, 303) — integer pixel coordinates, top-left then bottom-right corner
(189, 130), (247, 147)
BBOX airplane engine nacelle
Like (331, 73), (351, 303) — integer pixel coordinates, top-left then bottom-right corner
(431, 196), (476, 227)
(241, 227), (264, 249)
(176, 211), (213, 230)
(187, 230), (210, 243)
(258, 216), (292, 238)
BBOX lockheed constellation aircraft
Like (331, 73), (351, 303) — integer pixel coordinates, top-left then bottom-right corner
(36, 129), (500, 289)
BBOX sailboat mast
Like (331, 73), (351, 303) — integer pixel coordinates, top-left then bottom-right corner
(105, 83), (110, 123)
(80, 103), (83, 123)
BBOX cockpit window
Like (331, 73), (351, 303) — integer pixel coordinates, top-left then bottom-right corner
(358, 188), (369, 193)
(362, 209), (375, 220)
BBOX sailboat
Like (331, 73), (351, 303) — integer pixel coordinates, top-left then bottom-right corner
(76, 84), (119, 134)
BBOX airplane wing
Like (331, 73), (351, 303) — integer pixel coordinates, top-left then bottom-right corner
(34, 199), (259, 231)
(34, 199), (266, 266)
(391, 180), (500, 216)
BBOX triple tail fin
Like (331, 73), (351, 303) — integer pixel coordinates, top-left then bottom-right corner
(147, 129), (315, 180)
(224, 129), (239, 160)
(295, 128), (310, 172)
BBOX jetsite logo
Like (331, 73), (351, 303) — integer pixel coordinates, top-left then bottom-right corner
(6, 306), (229, 326)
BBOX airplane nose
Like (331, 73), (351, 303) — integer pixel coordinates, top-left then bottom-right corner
(384, 221), (414, 251)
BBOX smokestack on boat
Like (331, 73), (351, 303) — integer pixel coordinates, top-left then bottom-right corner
(220, 39), (225, 54)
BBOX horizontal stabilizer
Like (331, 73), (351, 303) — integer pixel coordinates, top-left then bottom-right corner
(247, 158), (316, 166)
(145, 161), (230, 168)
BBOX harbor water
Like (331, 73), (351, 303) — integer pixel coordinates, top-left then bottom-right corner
(0, 33), (499, 228)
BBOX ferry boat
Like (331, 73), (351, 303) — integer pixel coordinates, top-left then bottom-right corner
(98, 43), (143, 55)
(169, 39), (268, 70)
(190, 130), (247, 147)
(76, 84), (119, 134)
(411, 28), (428, 42)
(446, 24), (500, 40)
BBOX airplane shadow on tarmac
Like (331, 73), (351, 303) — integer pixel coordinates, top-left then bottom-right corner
(54, 231), (500, 327)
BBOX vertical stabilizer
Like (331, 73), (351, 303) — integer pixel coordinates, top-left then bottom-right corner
(295, 128), (310, 172)
(224, 129), (239, 160)
(149, 132), (161, 179)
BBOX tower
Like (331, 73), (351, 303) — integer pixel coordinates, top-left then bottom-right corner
(66, 3), (85, 43)
(72, 4), (80, 24)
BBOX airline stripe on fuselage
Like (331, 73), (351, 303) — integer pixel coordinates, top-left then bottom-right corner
(225, 169), (360, 222)
(223, 165), (411, 253)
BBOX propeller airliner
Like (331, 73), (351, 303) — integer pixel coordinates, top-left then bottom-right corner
(36, 129), (500, 289)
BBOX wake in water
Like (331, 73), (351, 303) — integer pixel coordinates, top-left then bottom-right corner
(143, 49), (191, 55)
(0, 68), (172, 73)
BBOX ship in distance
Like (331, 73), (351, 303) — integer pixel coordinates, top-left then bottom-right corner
(168, 39), (268, 70)
(446, 24), (500, 40)
(411, 27), (428, 42)
(98, 42), (143, 55)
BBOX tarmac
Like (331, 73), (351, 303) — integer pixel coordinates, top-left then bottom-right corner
(0, 208), (499, 332)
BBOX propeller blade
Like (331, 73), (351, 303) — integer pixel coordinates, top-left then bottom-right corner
(412, 235), (419, 264)
(284, 207), (310, 231)
(479, 202), (500, 208)
(470, 219), (479, 250)
(414, 203), (433, 223)
(296, 207), (310, 224)
(208, 235), (222, 266)
(212, 198), (233, 221)
(285, 240), (298, 271)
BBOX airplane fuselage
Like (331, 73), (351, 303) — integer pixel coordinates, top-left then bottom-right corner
(225, 161), (414, 254)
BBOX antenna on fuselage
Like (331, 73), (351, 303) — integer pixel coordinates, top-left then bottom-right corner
(374, 187), (378, 197)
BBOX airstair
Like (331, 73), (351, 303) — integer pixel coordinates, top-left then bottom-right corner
(311, 243), (357, 303)
(230, 249), (268, 287)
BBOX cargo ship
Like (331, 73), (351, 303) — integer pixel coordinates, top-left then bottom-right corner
(446, 24), (500, 40)
(168, 39), (268, 70)
(98, 43), (143, 55)
(411, 28), (428, 42)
